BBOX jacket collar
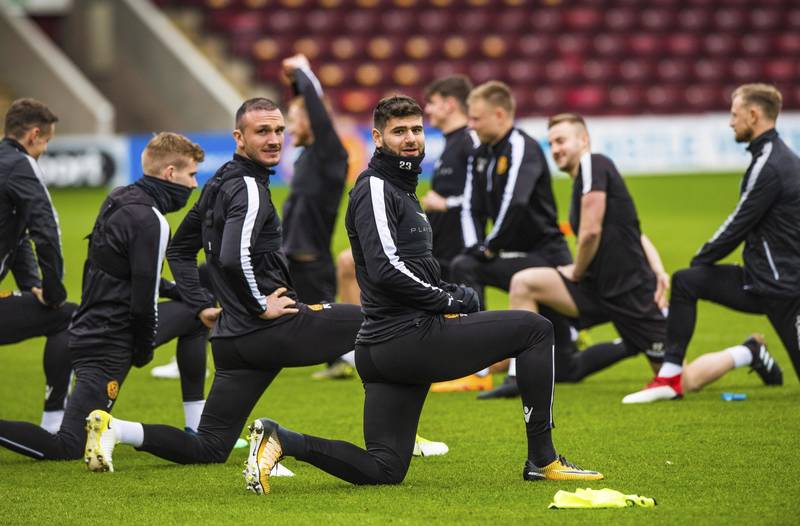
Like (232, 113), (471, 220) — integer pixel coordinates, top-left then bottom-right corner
(1, 137), (29, 156)
(747, 128), (778, 154)
(233, 153), (275, 181)
(366, 148), (423, 193)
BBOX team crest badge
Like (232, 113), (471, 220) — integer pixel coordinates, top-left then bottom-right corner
(496, 155), (509, 175)
(107, 380), (119, 401)
(308, 303), (332, 312)
(0, 290), (13, 299)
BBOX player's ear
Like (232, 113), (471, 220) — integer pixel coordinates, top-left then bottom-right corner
(371, 128), (383, 149)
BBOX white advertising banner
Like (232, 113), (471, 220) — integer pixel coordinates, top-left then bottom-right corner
(518, 112), (800, 176)
(38, 135), (129, 188)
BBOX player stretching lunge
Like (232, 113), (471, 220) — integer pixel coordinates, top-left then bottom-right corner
(0, 99), (77, 434)
(242, 96), (603, 495)
(625, 83), (795, 403)
(81, 99), (364, 471)
(0, 132), (208, 460)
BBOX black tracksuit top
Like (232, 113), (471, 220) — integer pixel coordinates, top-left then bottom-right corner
(692, 129), (800, 298)
(68, 180), (173, 353)
(346, 150), (466, 345)
(281, 66), (348, 258)
(167, 154), (296, 339)
(428, 126), (478, 262)
(461, 127), (566, 255)
(0, 137), (65, 305)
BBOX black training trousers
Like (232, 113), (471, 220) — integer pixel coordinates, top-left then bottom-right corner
(289, 310), (556, 485)
(137, 303), (362, 464)
(0, 300), (208, 460)
(0, 291), (77, 411)
(288, 255), (337, 304)
(664, 264), (800, 380)
(448, 249), (616, 382)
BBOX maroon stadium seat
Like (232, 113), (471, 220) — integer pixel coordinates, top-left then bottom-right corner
(713, 8), (744, 31)
(306, 9), (341, 33)
(740, 34), (772, 56)
(676, 8), (710, 31)
(704, 33), (737, 56)
(417, 9), (452, 33)
(265, 10), (302, 33)
(763, 59), (797, 83)
(693, 59), (728, 82)
(775, 33), (800, 54)
(469, 60), (506, 84)
(563, 7), (601, 31)
(751, 8), (781, 31)
(640, 8), (675, 32)
(529, 86), (566, 114)
(507, 60), (541, 85)
(618, 59), (654, 83)
(566, 85), (607, 112)
(604, 7), (637, 31)
(544, 58), (581, 83)
(731, 59), (763, 82)
(627, 34), (661, 56)
(657, 59), (690, 82)
(529, 8), (563, 32)
(645, 85), (681, 113)
(684, 84), (718, 112)
(556, 34), (591, 57)
(497, 8), (527, 32)
(608, 85), (644, 113)
(381, 9), (415, 33)
(666, 34), (700, 57)
(582, 59), (617, 83)
(516, 34), (553, 58)
(592, 34), (625, 57)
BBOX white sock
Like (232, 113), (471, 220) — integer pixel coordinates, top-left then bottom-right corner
(183, 400), (205, 432)
(508, 358), (517, 377)
(658, 362), (683, 377)
(112, 417), (144, 447)
(725, 345), (753, 369)
(340, 350), (355, 367)
(40, 410), (64, 434)
(475, 367), (490, 377)
(569, 326), (579, 342)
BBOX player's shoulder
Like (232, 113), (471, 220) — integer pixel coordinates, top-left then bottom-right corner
(512, 128), (545, 155)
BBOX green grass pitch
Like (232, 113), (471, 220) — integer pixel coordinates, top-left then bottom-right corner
(1, 173), (799, 524)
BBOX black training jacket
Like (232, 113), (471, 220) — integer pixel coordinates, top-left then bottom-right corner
(346, 150), (473, 345)
(428, 126), (479, 263)
(68, 178), (176, 357)
(692, 129), (800, 298)
(0, 137), (66, 305)
(282, 66), (348, 258)
(167, 154), (296, 339)
(461, 127), (566, 255)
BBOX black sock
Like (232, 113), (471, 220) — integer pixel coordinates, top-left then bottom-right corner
(277, 425), (307, 458)
(527, 428), (557, 467)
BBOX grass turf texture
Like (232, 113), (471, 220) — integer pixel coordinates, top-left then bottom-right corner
(1, 173), (799, 524)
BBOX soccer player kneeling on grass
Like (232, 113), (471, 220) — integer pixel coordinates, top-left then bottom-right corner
(624, 83), (796, 403)
(240, 96), (603, 494)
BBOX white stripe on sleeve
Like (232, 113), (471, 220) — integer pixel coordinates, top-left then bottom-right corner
(241, 177), (268, 310)
(299, 65), (323, 97)
(706, 142), (773, 245)
(486, 130), (525, 243)
(461, 156), (479, 247)
(580, 151), (593, 194)
(369, 177), (446, 296)
(151, 207), (170, 332)
(24, 154), (63, 269)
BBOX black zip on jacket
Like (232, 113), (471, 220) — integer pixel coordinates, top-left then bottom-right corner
(0, 137), (66, 305)
(461, 128), (566, 255)
(282, 66), (348, 258)
(346, 149), (475, 345)
(167, 154), (296, 339)
(692, 129), (800, 297)
(68, 177), (183, 364)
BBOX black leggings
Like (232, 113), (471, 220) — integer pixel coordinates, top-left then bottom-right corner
(664, 264), (800, 379)
(288, 255), (337, 304)
(0, 292), (77, 411)
(0, 300), (208, 460)
(289, 310), (555, 485)
(137, 303), (362, 464)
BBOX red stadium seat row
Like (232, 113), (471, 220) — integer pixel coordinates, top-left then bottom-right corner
(202, 8), (800, 35)
(153, 0), (800, 116)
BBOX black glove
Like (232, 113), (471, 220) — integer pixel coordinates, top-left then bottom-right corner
(159, 279), (183, 301)
(464, 244), (494, 263)
(442, 284), (481, 314)
(132, 343), (154, 368)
